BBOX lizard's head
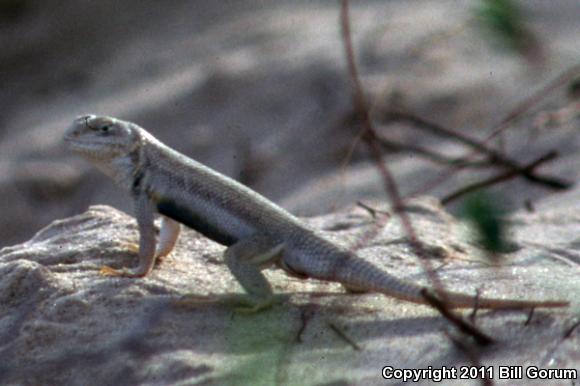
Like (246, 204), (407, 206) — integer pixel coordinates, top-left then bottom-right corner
(63, 115), (140, 160)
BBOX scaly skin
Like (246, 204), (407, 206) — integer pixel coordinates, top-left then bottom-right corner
(63, 115), (569, 311)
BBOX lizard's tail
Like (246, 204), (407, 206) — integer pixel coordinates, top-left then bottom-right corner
(332, 255), (569, 309)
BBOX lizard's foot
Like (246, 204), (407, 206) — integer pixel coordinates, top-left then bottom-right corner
(99, 265), (147, 278)
(153, 252), (170, 264)
(233, 299), (273, 314)
(227, 294), (287, 314)
(116, 241), (167, 265)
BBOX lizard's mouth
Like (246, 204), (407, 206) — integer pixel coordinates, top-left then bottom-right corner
(64, 135), (107, 146)
(63, 135), (126, 158)
(63, 135), (90, 149)
(63, 135), (108, 153)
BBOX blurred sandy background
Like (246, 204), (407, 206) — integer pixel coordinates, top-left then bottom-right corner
(0, 0), (578, 247)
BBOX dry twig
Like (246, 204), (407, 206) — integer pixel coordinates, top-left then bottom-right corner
(340, 1), (498, 346)
(422, 289), (495, 346)
(441, 150), (560, 205)
(382, 110), (570, 190)
(340, 0), (445, 295)
(412, 63), (580, 197)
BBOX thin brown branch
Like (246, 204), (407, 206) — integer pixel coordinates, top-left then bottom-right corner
(421, 289), (495, 346)
(563, 319), (580, 339)
(356, 201), (390, 219)
(486, 63), (580, 142)
(340, 0), (444, 294)
(375, 132), (490, 167)
(444, 331), (495, 386)
(383, 110), (496, 155)
(341, 1), (500, 346)
(383, 110), (571, 190)
(410, 63), (580, 197)
(468, 288), (482, 324)
(441, 151), (560, 205)
(524, 307), (535, 326)
(327, 321), (362, 351)
(337, 4), (500, 346)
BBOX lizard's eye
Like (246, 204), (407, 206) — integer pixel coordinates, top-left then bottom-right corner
(101, 125), (111, 133)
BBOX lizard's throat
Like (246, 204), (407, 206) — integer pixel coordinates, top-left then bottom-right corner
(93, 155), (138, 190)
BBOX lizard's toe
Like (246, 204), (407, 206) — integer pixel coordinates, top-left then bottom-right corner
(99, 265), (125, 277)
(173, 293), (282, 313)
(99, 265), (147, 278)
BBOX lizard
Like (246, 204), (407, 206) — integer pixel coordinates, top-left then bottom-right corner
(63, 115), (569, 312)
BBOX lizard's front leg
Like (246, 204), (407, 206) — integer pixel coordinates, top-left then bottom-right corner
(109, 215), (181, 269)
(178, 234), (285, 312)
(101, 194), (157, 278)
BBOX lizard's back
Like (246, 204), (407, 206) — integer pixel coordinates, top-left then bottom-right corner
(141, 136), (307, 246)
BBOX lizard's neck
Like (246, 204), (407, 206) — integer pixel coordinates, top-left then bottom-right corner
(92, 142), (148, 192)
(98, 128), (161, 192)
(88, 153), (139, 192)
(112, 154), (142, 191)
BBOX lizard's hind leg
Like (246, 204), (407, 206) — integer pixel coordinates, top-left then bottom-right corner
(176, 235), (285, 312)
(177, 235), (284, 313)
(223, 235), (285, 313)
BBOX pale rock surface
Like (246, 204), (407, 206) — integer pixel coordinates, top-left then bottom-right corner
(0, 198), (578, 385)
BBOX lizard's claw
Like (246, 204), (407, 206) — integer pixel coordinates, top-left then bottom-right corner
(100, 265), (125, 277)
(99, 265), (145, 278)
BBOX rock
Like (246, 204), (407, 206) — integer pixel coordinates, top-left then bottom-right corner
(0, 199), (577, 385)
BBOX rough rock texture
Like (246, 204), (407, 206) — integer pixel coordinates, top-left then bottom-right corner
(0, 198), (578, 385)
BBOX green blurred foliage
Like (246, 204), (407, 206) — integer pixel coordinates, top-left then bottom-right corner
(461, 192), (515, 254)
(568, 77), (580, 100)
(476, 0), (524, 48)
(474, 0), (543, 64)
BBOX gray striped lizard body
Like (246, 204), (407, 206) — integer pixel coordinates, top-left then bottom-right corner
(63, 115), (569, 311)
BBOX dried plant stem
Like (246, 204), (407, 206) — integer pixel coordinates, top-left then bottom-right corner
(411, 63), (580, 197)
(441, 150), (560, 205)
(382, 110), (570, 191)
